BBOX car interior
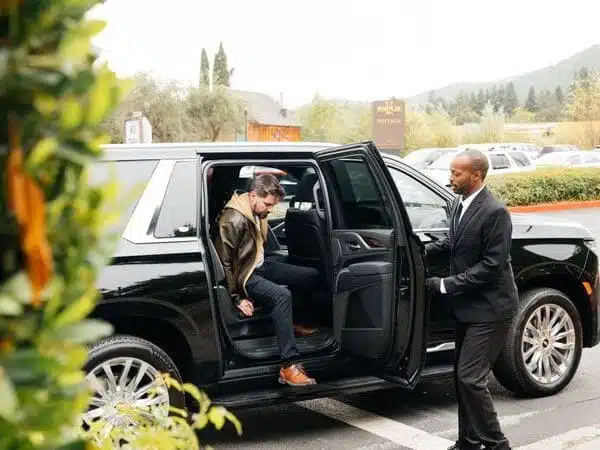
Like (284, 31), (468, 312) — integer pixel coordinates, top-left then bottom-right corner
(204, 162), (337, 360)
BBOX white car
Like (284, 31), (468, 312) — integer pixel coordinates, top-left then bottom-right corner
(536, 151), (600, 168)
(402, 147), (457, 169)
(422, 148), (535, 186)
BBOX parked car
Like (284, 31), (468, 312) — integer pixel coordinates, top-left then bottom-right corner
(536, 151), (600, 168)
(538, 144), (580, 157)
(422, 147), (535, 186)
(402, 147), (456, 169)
(83, 141), (599, 428)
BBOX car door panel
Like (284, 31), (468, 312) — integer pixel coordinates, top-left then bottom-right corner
(315, 142), (429, 387)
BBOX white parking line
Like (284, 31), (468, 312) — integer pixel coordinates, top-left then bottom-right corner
(297, 398), (454, 450)
(516, 424), (600, 450)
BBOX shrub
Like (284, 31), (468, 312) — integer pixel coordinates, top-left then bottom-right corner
(487, 168), (600, 206)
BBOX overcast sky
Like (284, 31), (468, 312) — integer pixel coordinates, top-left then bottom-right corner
(89, 0), (600, 108)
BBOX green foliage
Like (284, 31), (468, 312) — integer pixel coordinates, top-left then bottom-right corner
(525, 86), (537, 112)
(83, 374), (242, 450)
(487, 168), (600, 206)
(297, 94), (372, 144)
(0, 2), (240, 449)
(187, 85), (246, 141)
(200, 48), (210, 88)
(213, 41), (231, 87)
(0, 1), (127, 448)
(479, 102), (505, 142)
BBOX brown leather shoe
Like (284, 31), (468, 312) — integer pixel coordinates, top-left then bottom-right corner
(278, 364), (316, 386)
(293, 324), (319, 337)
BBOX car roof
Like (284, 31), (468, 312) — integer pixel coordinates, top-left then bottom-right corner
(99, 141), (338, 161)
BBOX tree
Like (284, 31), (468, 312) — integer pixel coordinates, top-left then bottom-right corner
(102, 73), (192, 143)
(564, 69), (600, 147)
(480, 101), (505, 141)
(505, 82), (519, 116)
(213, 41), (231, 87)
(525, 86), (537, 112)
(200, 48), (210, 87)
(555, 86), (564, 105)
(187, 86), (246, 141)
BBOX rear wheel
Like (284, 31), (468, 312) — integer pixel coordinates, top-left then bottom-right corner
(493, 288), (582, 397)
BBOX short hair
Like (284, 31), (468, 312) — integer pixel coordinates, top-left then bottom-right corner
(461, 148), (489, 180)
(250, 174), (285, 199)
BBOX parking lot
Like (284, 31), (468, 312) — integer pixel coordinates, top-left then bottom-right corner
(201, 208), (600, 450)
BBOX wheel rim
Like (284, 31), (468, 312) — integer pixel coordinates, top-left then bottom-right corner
(521, 303), (577, 385)
(83, 357), (170, 432)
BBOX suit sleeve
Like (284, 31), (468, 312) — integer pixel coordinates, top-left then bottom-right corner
(443, 206), (512, 295)
(216, 216), (246, 305)
(425, 236), (450, 257)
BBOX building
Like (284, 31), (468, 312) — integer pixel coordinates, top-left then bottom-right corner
(230, 90), (302, 142)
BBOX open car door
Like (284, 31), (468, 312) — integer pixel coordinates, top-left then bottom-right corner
(315, 142), (430, 388)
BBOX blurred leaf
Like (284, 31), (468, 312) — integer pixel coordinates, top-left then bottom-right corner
(28, 137), (58, 168)
(52, 286), (98, 327)
(49, 319), (112, 344)
(0, 272), (32, 304)
(0, 369), (18, 421)
(61, 97), (83, 130)
(0, 294), (23, 316)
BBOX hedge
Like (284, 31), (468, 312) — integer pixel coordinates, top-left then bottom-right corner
(487, 167), (600, 207)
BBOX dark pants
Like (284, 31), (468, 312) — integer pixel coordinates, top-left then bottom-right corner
(455, 320), (512, 450)
(246, 258), (319, 364)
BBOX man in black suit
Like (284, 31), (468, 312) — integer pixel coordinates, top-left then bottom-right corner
(425, 149), (518, 450)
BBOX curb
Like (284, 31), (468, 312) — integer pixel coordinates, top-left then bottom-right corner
(508, 200), (600, 213)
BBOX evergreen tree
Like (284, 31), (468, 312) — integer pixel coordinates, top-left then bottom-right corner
(505, 82), (518, 116)
(200, 48), (210, 87)
(213, 41), (231, 87)
(555, 85), (564, 104)
(525, 86), (537, 112)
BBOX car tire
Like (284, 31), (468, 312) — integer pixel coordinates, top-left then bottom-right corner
(83, 335), (185, 427)
(493, 288), (583, 398)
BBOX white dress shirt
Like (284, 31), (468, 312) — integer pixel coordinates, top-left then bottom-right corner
(440, 185), (485, 294)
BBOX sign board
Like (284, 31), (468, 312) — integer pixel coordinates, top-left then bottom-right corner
(124, 113), (152, 144)
(372, 99), (405, 151)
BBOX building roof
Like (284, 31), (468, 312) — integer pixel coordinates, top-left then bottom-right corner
(230, 89), (301, 127)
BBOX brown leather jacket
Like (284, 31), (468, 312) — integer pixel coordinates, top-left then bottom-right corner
(214, 192), (268, 305)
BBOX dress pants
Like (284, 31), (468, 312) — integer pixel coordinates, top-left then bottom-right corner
(245, 258), (319, 364)
(454, 319), (512, 450)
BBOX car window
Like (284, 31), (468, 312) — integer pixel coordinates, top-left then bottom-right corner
(509, 151), (531, 167)
(326, 157), (392, 229)
(490, 154), (511, 170)
(88, 160), (158, 236)
(388, 167), (450, 229)
(568, 155), (583, 166)
(155, 160), (197, 238)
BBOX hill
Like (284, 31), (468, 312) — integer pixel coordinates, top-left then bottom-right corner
(408, 44), (600, 105)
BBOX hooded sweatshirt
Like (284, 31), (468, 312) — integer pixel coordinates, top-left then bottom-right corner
(214, 192), (269, 305)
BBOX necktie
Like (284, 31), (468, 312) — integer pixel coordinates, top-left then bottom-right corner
(454, 202), (463, 229)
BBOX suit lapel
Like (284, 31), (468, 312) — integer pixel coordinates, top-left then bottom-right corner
(453, 187), (488, 248)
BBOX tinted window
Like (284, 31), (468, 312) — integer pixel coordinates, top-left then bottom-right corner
(88, 160), (158, 235)
(326, 158), (391, 229)
(510, 152), (531, 167)
(490, 154), (510, 170)
(155, 161), (197, 238)
(388, 167), (449, 229)
(568, 155), (583, 166)
(583, 153), (600, 164)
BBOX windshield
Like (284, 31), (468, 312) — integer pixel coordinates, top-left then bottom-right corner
(428, 151), (459, 169)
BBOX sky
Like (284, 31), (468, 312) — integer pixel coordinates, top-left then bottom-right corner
(89, 0), (600, 109)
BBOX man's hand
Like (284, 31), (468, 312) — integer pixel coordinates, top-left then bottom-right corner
(425, 277), (442, 293)
(237, 299), (254, 317)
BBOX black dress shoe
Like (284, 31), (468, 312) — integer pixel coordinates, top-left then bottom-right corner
(448, 442), (482, 450)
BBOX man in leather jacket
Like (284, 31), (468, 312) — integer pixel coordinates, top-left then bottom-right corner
(214, 173), (319, 386)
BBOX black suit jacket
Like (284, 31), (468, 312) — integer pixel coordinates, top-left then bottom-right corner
(425, 187), (518, 323)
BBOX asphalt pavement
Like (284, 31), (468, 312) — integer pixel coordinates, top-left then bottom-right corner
(200, 208), (600, 450)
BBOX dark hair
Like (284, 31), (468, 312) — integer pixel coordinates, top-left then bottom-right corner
(461, 148), (489, 180)
(250, 173), (285, 199)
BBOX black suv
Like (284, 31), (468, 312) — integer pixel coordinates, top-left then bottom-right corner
(83, 141), (600, 425)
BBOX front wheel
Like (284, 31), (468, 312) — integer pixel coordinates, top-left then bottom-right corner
(493, 288), (583, 397)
